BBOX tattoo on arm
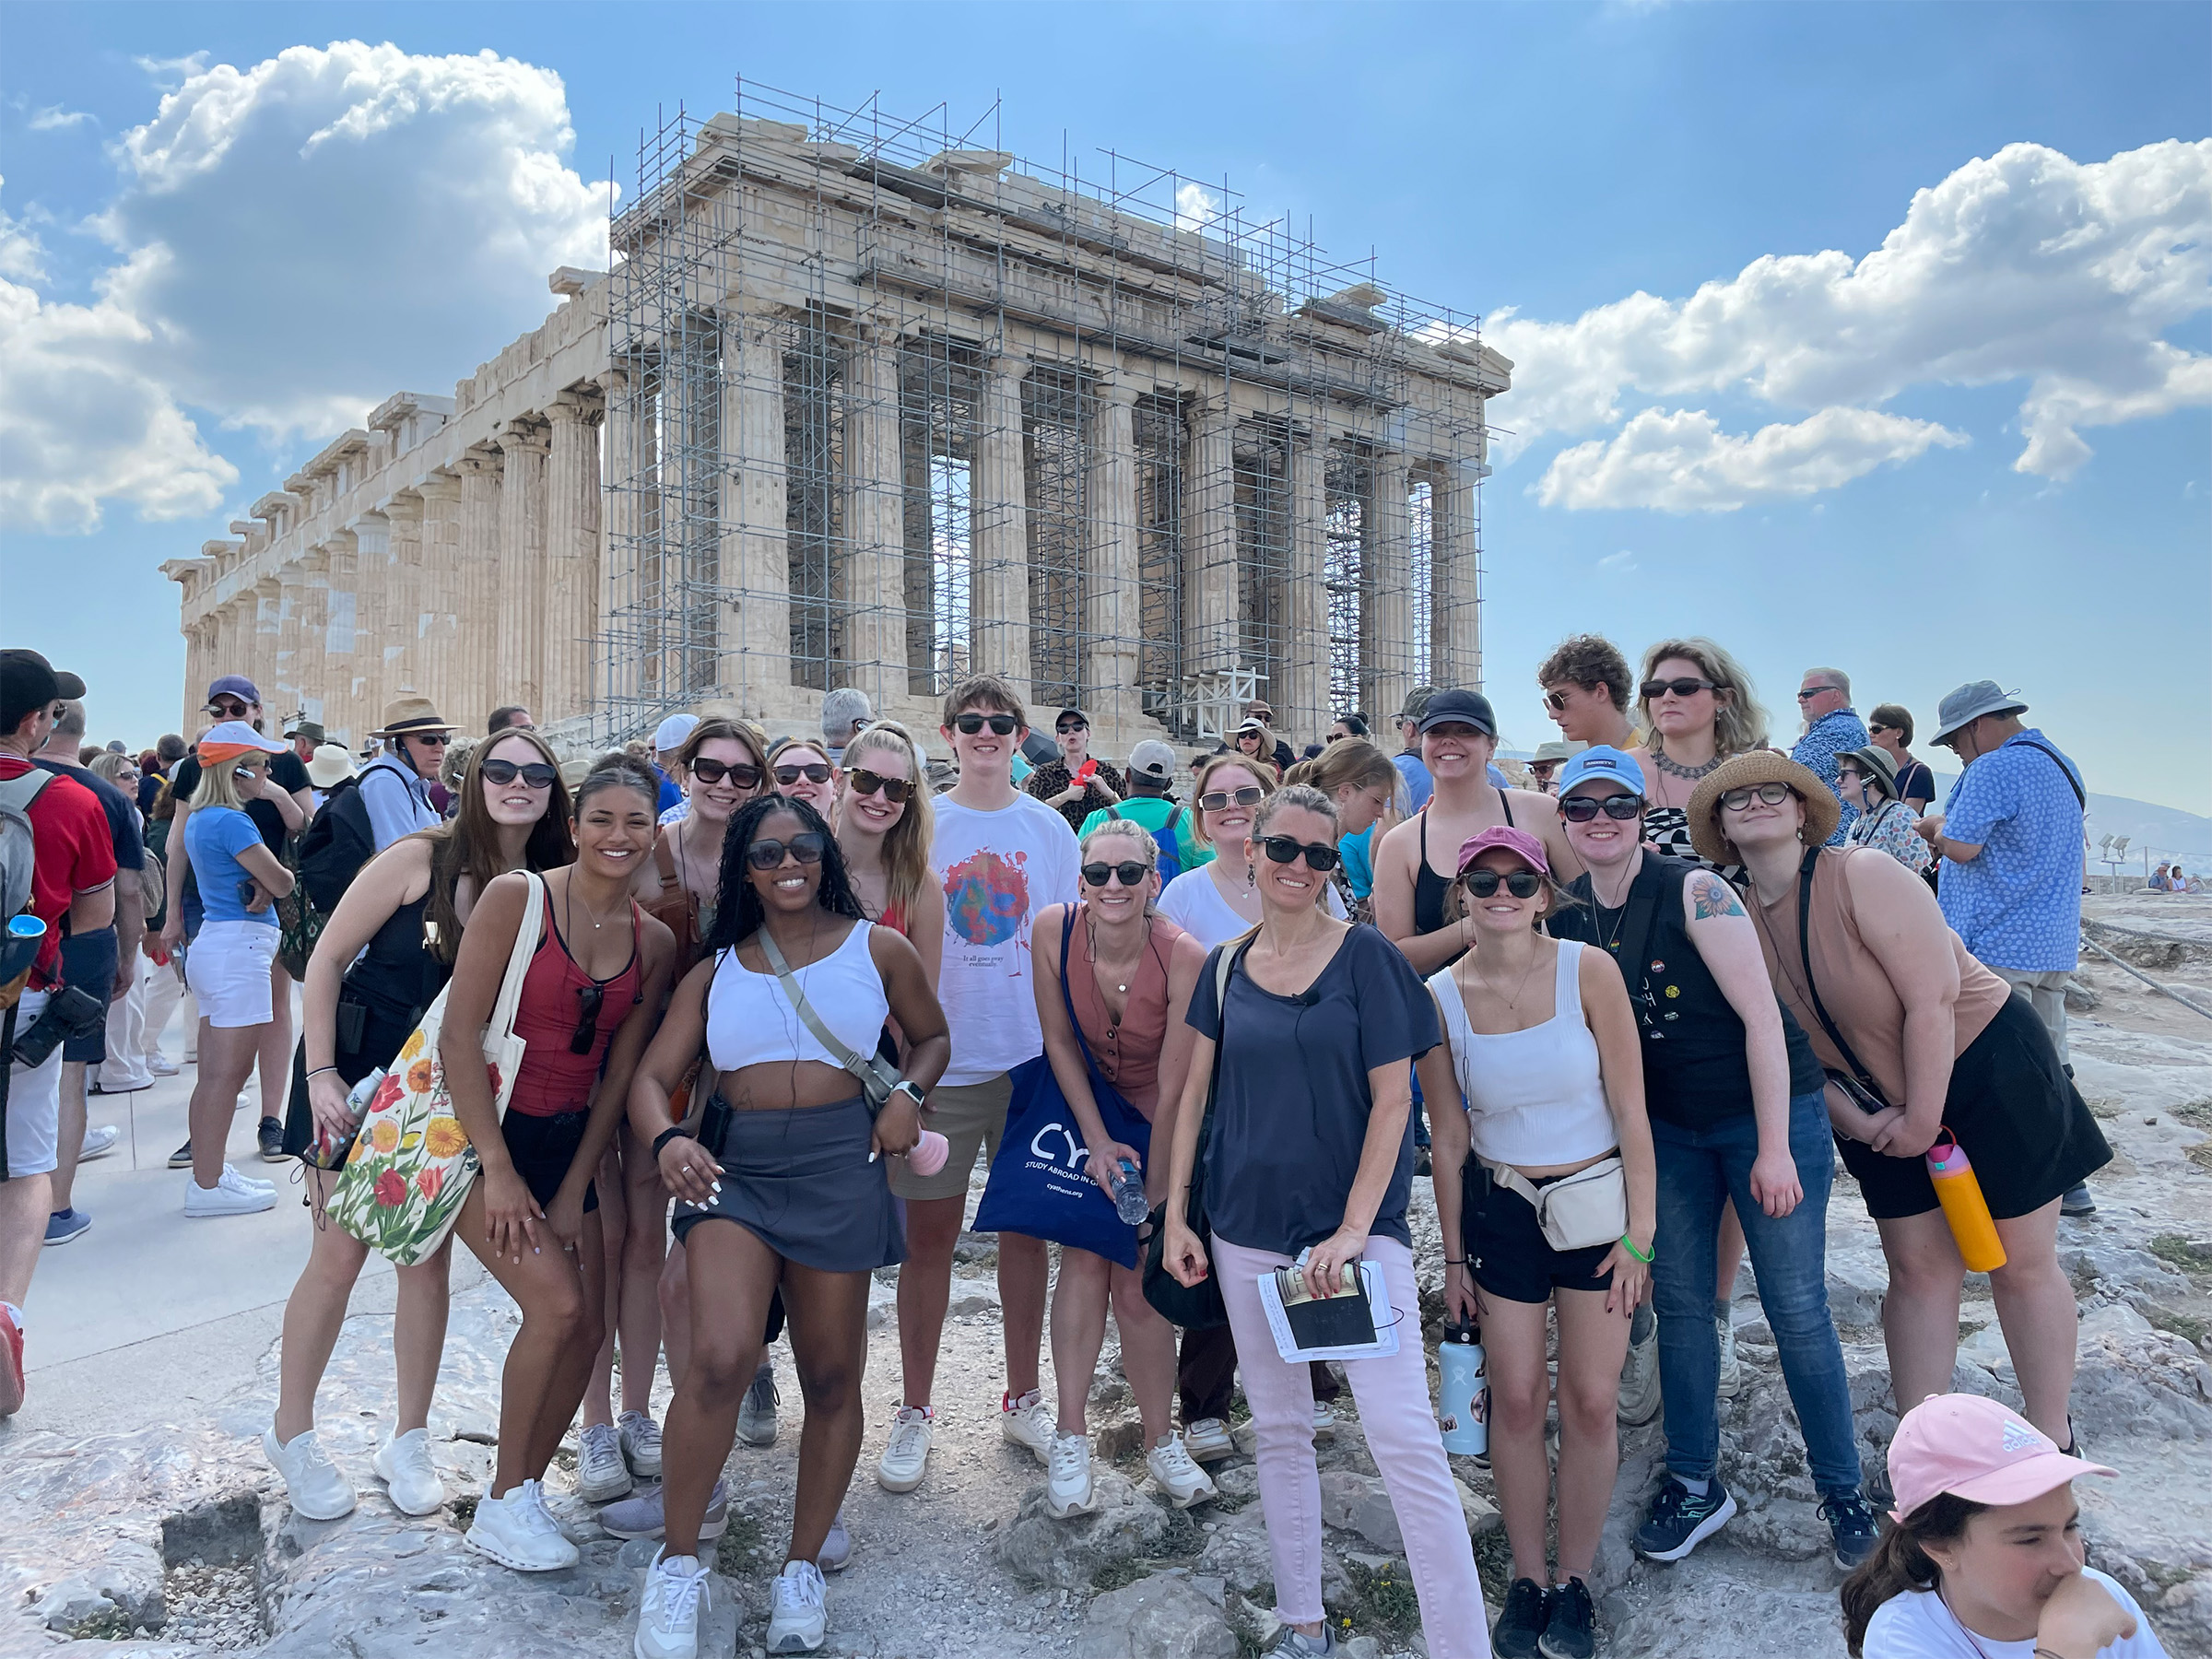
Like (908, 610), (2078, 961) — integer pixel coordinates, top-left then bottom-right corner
(1689, 873), (1746, 920)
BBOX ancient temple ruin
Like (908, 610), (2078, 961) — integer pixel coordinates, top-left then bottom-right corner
(165, 84), (1511, 753)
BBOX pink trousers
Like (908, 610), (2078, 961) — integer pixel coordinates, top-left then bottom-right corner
(1214, 1234), (1493, 1658)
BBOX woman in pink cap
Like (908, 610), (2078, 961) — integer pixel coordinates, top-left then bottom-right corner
(1844, 1392), (2162, 1658)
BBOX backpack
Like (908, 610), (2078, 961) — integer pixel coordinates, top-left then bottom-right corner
(280, 776), (375, 981)
(1107, 801), (1184, 884)
(0, 769), (53, 931)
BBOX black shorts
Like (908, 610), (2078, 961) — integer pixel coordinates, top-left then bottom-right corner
(1836, 994), (2112, 1221)
(279, 995), (422, 1162)
(60, 929), (119, 1064)
(500, 1109), (601, 1214)
(1462, 1159), (1615, 1305)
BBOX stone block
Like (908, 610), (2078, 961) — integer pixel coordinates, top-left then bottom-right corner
(1825, 1250), (1888, 1330)
(1319, 1468), (1403, 1552)
(996, 1471), (1170, 1590)
(1076, 1571), (1239, 1659)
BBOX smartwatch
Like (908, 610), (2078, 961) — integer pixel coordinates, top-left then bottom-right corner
(889, 1079), (926, 1112)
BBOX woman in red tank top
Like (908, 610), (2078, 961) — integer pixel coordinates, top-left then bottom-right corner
(834, 722), (944, 987)
(437, 754), (677, 1572)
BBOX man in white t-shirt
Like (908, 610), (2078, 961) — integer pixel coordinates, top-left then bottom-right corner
(877, 675), (1078, 1496)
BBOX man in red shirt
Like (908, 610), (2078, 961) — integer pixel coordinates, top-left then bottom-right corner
(1, 649), (117, 1416)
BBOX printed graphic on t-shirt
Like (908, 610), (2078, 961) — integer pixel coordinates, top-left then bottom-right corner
(945, 847), (1030, 949)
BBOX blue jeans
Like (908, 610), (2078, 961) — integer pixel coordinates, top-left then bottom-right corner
(1650, 1086), (1862, 1496)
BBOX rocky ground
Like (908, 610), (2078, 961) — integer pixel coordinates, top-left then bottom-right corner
(8, 900), (2212, 1658)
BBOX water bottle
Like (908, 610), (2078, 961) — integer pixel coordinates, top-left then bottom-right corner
(1926, 1130), (2006, 1273)
(906, 1129), (949, 1177)
(1438, 1316), (1488, 1458)
(1110, 1158), (1150, 1226)
(1, 914), (46, 994)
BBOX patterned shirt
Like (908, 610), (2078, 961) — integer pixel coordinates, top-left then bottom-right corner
(1937, 728), (2084, 972)
(1791, 707), (1871, 844)
(1845, 798), (1934, 875)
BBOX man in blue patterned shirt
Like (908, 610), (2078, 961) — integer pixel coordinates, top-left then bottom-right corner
(1791, 667), (1869, 845)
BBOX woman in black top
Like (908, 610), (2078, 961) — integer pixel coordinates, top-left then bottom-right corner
(263, 731), (573, 1524)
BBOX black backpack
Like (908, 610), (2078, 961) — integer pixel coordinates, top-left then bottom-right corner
(278, 778), (376, 979)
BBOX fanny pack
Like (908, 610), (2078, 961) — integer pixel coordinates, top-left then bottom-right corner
(1484, 1155), (1627, 1252)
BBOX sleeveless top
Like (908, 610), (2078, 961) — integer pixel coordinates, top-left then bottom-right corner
(1641, 805), (1747, 888)
(344, 891), (451, 1023)
(1747, 847), (2009, 1107)
(1413, 793), (1517, 967)
(1430, 941), (1616, 1167)
(1063, 908), (1187, 1121)
(508, 902), (646, 1117)
(644, 827), (712, 971)
(706, 921), (888, 1075)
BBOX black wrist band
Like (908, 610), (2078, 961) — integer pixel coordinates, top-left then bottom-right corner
(652, 1127), (693, 1158)
(306, 1065), (338, 1080)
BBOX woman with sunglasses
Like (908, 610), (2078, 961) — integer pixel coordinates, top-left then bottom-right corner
(265, 730), (573, 1524)
(835, 722), (942, 973)
(1025, 706), (1127, 834)
(1695, 754), (2106, 1456)
(1837, 747), (1934, 876)
(1030, 818), (1215, 1519)
(1418, 825), (1653, 1659)
(1160, 784), (1490, 1659)
(626, 794), (946, 1658)
(1630, 638), (1769, 883)
(1228, 716), (1284, 782)
(441, 753), (677, 1573)
(767, 736), (841, 824)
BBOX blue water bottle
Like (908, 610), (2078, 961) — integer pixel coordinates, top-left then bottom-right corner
(1438, 1315), (1488, 1458)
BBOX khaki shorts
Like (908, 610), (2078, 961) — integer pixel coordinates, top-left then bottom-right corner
(888, 1073), (1012, 1203)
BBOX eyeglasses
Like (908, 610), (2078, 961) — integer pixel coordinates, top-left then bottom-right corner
(570, 984), (606, 1055)
(1197, 786), (1265, 812)
(774, 763), (833, 786)
(952, 712), (1018, 735)
(1081, 860), (1151, 888)
(847, 768), (912, 804)
(688, 758), (762, 788)
(1260, 835), (1339, 872)
(1795, 685), (1841, 701)
(745, 832), (828, 871)
(1641, 677), (1718, 701)
(480, 758), (558, 789)
(1719, 782), (1797, 812)
(1463, 868), (1543, 899)
(1559, 792), (1644, 823)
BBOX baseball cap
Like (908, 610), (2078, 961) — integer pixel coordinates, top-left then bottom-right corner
(1394, 686), (1437, 723)
(1558, 746), (1645, 798)
(1456, 825), (1549, 876)
(205, 674), (260, 709)
(1886, 1394), (2113, 1523)
(1, 649), (88, 729)
(196, 720), (288, 760)
(1055, 707), (1089, 731)
(1417, 688), (1497, 738)
(653, 714), (700, 752)
(1127, 739), (1176, 781)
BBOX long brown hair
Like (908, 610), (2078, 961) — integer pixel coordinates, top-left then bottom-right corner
(411, 728), (575, 960)
(1286, 735), (1396, 799)
(1840, 1493), (1985, 1656)
(840, 720), (935, 927)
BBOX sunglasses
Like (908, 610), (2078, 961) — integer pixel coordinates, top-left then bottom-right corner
(1260, 835), (1339, 872)
(1197, 785), (1265, 812)
(1543, 688), (1573, 712)
(953, 712), (1018, 735)
(1719, 782), (1797, 812)
(1056, 720), (1088, 735)
(847, 768), (912, 804)
(774, 763), (833, 785)
(480, 758), (558, 788)
(205, 700), (251, 718)
(689, 757), (762, 788)
(1559, 792), (1644, 822)
(1836, 769), (1865, 785)
(1795, 685), (1842, 701)
(570, 983), (605, 1055)
(1463, 868), (1544, 899)
(745, 831), (829, 871)
(1641, 677), (1718, 701)
(409, 733), (453, 747)
(1081, 861), (1151, 888)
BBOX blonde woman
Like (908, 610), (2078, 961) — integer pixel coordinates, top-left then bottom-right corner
(1632, 636), (1770, 879)
(767, 735), (841, 824)
(836, 722), (944, 984)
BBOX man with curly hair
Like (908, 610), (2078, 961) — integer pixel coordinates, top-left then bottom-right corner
(1537, 635), (1644, 758)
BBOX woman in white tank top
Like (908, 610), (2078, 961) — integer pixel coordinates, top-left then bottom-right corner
(1414, 826), (1655, 1658)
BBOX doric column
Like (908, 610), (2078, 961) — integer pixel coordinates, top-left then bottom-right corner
(253, 577), (283, 715)
(718, 312), (791, 717)
(271, 570), (303, 721)
(1181, 395), (1239, 677)
(455, 450), (504, 731)
(542, 392), (602, 724)
(291, 552), (330, 731)
(414, 476), (465, 720)
(841, 326), (905, 708)
(321, 534), (360, 744)
(1430, 459), (1482, 690)
(214, 595), (247, 686)
(495, 421), (549, 719)
(1085, 382), (1142, 735)
(1282, 432), (1331, 747)
(595, 367), (641, 720)
(183, 619), (213, 731)
(383, 494), (426, 698)
(351, 513), (392, 727)
(971, 352), (1032, 703)
(1366, 450), (1413, 727)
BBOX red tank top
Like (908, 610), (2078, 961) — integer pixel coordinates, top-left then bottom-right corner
(507, 903), (645, 1117)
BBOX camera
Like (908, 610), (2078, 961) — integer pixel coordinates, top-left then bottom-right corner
(9, 982), (106, 1070)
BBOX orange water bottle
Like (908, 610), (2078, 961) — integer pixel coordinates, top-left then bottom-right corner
(1926, 1130), (2006, 1273)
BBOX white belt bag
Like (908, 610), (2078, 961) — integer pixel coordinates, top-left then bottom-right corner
(1484, 1155), (1626, 1252)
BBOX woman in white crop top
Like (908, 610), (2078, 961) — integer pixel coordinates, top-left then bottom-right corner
(1415, 826), (1654, 1656)
(626, 796), (949, 1654)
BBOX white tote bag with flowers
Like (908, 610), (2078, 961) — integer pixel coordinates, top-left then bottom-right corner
(329, 874), (543, 1266)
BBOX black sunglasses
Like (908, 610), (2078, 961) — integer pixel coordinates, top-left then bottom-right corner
(1197, 786), (1265, 812)
(1081, 860), (1151, 888)
(1260, 835), (1339, 872)
(1559, 792), (1644, 823)
(1641, 677), (1718, 701)
(1056, 719), (1088, 735)
(480, 758), (558, 789)
(1796, 685), (1842, 701)
(774, 762), (833, 786)
(1719, 782), (1797, 811)
(570, 983), (606, 1055)
(1463, 868), (1543, 899)
(953, 712), (1018, 735)
(847, 768), (912, 804)
(745, 832), (829, 871)
(689, 758), (762, 788)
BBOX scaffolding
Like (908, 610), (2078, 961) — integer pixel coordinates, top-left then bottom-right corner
(594, 79), (1502, 748)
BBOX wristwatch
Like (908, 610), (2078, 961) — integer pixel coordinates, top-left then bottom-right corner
(889, 1079), (926, 1112)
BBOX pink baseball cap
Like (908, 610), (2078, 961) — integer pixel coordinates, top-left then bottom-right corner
(1887, 1394), (2114, 1522)
(1456, 824), (1549, 877)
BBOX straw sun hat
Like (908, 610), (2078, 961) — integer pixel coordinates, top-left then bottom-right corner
(1686, 751), (1841, 868)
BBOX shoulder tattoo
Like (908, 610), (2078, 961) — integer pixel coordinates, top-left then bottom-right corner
(1688, 872), (1745, 920)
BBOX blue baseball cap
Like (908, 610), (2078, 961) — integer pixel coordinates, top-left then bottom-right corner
(1557, 746), (1644, 798)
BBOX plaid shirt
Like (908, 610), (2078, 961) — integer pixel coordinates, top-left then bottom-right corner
(1792, 707), (1870, 844)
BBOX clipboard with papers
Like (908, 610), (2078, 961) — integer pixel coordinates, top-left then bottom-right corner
(1255, 1256), (1400, 1362)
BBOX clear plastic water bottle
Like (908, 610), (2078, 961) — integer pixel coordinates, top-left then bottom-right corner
(1109, 1158), (1149, 1225)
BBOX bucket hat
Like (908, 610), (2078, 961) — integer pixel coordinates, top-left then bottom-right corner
(1932, 681), (2028, 746)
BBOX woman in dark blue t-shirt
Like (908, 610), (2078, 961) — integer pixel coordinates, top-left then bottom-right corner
(1159, 783), (1489, 1659)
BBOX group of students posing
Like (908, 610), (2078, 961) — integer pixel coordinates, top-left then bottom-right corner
(219, 662), (2134, 1659)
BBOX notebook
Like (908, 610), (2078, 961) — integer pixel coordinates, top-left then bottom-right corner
(1255, 1257), (1399, 1362)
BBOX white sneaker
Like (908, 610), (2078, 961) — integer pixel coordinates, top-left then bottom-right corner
(78, 1124), (121, 1160)
(1000, 1389), (1054, 1465)
(1045, 1431), (1098, 1519)
(1312, 1400), (1337, 1439)
(1716, 1312), (1742, 1401)
(578, 1422), (634, 1502)
(877, 1406), (934, 1493)
(466, 1480), (581, 1571)
(1146, 1434), (1218, 1509)
(1182, 1417), (1235, 1463)
(147, 1053), (182, 1077)
(619, 1410), (663, 1479)
(1618, 1312), (1662, 1426)
(634, 1547), (709, 1659)
(373, 1427), (446, 1516)
(187, 1167), (277, 1218)
(736, 1362), (779, 1448)
(263, 1426), (357, 1521)
(765, 1559), (828, 1653)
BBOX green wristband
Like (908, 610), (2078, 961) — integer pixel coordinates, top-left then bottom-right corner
(1619, 1234), (1653, 1264)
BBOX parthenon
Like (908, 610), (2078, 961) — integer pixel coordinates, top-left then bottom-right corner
(166, 84), (1510, 752)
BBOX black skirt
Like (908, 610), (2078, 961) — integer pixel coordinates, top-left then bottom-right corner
(1837, 993), (2111, 1221)
(280, 992), (423, 1161)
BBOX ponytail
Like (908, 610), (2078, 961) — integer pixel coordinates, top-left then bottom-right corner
(1840, 1492), (1983, 1656)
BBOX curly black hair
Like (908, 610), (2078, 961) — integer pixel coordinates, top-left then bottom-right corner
(707, 794), (869, 952)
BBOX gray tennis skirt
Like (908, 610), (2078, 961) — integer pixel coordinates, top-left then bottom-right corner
(671, 1094), (906, 1273)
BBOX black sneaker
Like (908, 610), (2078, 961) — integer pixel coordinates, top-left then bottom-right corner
(1633, 1477), (1736, 1562)
(1537, 1576), (1595, 1659)
(1820, 1488), (1881, 1571)
(168, 1139), (194, 1169)
(257, 1116), (286, 1161)
(2060, 1182), (2096, 1218)
(1490, 1577), (1551, 1658)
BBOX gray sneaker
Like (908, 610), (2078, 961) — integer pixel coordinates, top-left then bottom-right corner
(818, 1508), (853, 1573)
(736, 1361), (779, 1448)
(1618, 1304), (1661, 1426)
(1266, 1626), (1335, 1657)
(597, 1477), (728, 1542)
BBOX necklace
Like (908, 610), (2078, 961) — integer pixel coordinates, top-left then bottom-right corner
(1650, 747), (1724, 782)
(1087, 910), (1149, 997)
(1935, 1585), (2011, 1659)
(567, 872), (626, 933)
(1470, 942), (1544, 1011)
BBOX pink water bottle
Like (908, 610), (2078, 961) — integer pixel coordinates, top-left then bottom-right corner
(905, 1130), (949, 1177)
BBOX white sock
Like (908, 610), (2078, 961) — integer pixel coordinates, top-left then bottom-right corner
(1679, 1476), (1711, 1498)
(1, 1300), (22, 1332)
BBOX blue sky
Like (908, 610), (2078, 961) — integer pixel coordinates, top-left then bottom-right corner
(4, 2), (2206, 815)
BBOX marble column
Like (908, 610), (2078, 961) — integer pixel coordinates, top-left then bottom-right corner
(272, 570), (304, 721)
(594, 369), (639, 714)
(1085, 382), (1142, 735)
(542, 393), (601, 724)
(719, 312), (790, 718)
(413, 477), (465, 721)
(970, 352), (1032, 703)
(253, 578), (283, 715)
(351, 514), (392, 728)
(213, 596), (246, 688)
(183, 619), (213, 732)
(1366, 450), (1413, 728)
(495, 421), (549, 719)
(1181, 395), (1239, 677)
(841, 327), (906, 708)
(1282, 432), (1331, 747)
(291, 553), (330, 732)
(1430, 459), (1482, 691)
(383, 494), (426, 699)
(321, 534), (360, 744)
(455, 449), (504, 731)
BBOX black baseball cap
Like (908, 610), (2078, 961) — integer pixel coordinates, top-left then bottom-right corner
(1416, 688), (1498, 738)
(2, 649), (87, 733)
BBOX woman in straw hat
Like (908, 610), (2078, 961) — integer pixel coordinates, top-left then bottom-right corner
(360, 697), (463, 851)
(1693, 751), (2108, 1457)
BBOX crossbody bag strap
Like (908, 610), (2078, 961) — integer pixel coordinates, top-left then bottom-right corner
(759, 924), (899, 1104)
(1057, 903), (1114, 1088)
(1794, 849), (1884, 1097)
(487, 873), (545, 1039)
(1192, 936), (1247, 1171)
(1616, 857), (1668, 1006)
(2013, 738), (2086, 810)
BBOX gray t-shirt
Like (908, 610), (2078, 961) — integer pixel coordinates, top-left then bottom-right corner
(1188, 925), (1440, 1258)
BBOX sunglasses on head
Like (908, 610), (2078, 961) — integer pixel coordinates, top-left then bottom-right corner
(774, 762), (832, 786)
(570, 983), (606, 1055)
(1260, 835), (1339, 872)
(688, 757), (762, 788)
(1719, 782), (1797, 812)
(953, 712), (1018, 735)
(745, 831), (828, 871)
(1082, 860), (1151, 888)
(1462, 868), (1544, 899)
(1641, 677), (1718, 700)
(480, 758), (558, 789)
(1560, 792), (1644, 823)
(1197, 785), (1265, 812)
(847, 768), (912, 804)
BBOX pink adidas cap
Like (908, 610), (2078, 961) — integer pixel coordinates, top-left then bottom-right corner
(1456, 824), (1549, 877)
(1888, 1394), (2114, 1522)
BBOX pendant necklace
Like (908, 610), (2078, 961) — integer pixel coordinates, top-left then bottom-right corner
(569, 874), (624, 933)
(1471, 943), (1543, 1011)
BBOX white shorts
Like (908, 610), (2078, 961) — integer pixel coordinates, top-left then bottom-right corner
(6, 989), (63, 1178)
(186, 921), (279, 1029)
